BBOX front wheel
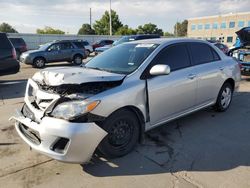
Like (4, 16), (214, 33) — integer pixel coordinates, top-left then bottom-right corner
(33, 57), (45, 68)
(73, 55), (83, 65)
(97, 109), (140, 158)
(214, 82), (233, 112)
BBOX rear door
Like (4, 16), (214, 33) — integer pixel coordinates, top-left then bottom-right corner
(147, 43), (197, 126)
(60, 42), (74, 60)
(187, 42), (224, 106)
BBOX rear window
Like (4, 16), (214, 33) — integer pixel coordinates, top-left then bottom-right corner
(188, 43), (219, 65)
(9, 38), (25, 45)
(73, 42), (85, 48)
(0, 33), (12, 49)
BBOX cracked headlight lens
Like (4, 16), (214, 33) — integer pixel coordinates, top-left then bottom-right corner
(51, 100), (100, 120)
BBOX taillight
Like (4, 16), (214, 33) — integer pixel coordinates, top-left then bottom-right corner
(12, 48), (17, 59)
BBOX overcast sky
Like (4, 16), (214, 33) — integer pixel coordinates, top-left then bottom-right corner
(0, 0), (249, 34)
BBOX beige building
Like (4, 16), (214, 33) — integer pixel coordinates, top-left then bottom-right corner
(187, 12), (250, 47)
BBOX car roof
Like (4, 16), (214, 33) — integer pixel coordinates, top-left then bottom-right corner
(128, 38), (212, 45)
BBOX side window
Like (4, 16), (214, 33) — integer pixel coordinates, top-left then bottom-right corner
(211, 47), (221, 61)
(47, 43), (61, 51)
(83, 41), (89, 46)
(61, 42), (74, 50)
(153, 44), (191, 71)
(188, 43), (214, 65)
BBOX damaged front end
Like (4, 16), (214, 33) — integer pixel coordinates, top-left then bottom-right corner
(10, 67), (125, 163)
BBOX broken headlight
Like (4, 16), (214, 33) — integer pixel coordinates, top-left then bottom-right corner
(51, 100), (100, 120)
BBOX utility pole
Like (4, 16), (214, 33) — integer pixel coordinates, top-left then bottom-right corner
(109, 0), (112, 36)
(90, 8), (92, 28)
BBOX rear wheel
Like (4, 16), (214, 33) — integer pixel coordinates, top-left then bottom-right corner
(73, 54), (83, 65)
(85, 50), (90, 57)
(97, 109), (140, 158)
(33, 57), (45, 68)
(215, 82), (233, 112)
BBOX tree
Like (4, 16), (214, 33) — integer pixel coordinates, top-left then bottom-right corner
(164, 32), (175, 37)
(93, 10), (123, 35)
(0, 22), (18, 33)
(115, 25), (136, 35)
(78, 24), (95, 35)
(136, 23), (163, 36)
(174, 20), (188, 37)
(36, 26), (65, 34)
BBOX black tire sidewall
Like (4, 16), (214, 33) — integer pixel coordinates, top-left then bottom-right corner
(98, 109), (140, 158)
(33, 58), (45, 68)
(73, 55), (83, 65)
(216, 83), (233, 112)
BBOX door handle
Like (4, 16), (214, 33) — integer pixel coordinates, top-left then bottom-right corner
(188, 74), (196, 80)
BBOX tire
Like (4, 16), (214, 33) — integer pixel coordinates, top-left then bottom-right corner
(33, 57), (46, 68)
(86, 50), (90, 57)
(214, 82), (233, 112)
(98, 109), (140, 158)
(73, 54), (83, 65)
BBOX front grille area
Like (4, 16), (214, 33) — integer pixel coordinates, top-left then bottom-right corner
(27, 80), (57, 111)
(19, 123), (41, 145)
(241, 63), (250, 67)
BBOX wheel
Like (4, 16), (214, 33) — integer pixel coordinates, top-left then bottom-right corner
(98, 109), (140, 158)
(73, 54), (83, 65)
(215, 82), (233, 112)
(85, 50), (90, 57)
(33, 57), (45, 68)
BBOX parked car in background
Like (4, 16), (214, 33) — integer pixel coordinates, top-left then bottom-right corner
(11, 38), (240, 163)
(0, 33), (19, 76)
(92, 39), (114, 50)
(95, 34), (160, 55)
(8, 37), (27, 59)
(229, 27), (250, 76)
(76, 40), (93, 56)
(20, 40), (87, 68)
(207, 40), (229, 54)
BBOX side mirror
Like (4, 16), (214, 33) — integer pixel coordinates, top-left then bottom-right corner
(150, 64), (171, 76)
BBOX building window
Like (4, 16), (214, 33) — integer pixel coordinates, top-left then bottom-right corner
(229, 21), (235, 28)
(212, 23), (218, 29)
(191, 25), (196, 30)
(221, 22), (226, 29)
(205, 23), (210, 29)
(238, 21), (245, 27)
(227, 36), (233, 43)
(198, 24), (203, 30)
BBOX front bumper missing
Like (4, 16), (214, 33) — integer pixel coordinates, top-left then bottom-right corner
(10, 110), (107, 163)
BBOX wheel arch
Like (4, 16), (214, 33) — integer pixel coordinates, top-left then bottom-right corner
(33, 56), (47, 63)
(223, 78), (235, 92)
(105, 105), (146, 143)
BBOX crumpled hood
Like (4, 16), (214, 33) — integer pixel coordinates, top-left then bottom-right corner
(32, 66), (126, 86)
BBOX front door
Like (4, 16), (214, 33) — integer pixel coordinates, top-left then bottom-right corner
(146, 43), (197, 126)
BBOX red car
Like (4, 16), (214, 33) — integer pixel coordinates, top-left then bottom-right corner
(92, 39), (114, 50)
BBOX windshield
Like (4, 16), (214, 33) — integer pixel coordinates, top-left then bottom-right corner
(85, 43), (159, 75)
(39, 43), (51, 50)
(113, 36), (135, 46)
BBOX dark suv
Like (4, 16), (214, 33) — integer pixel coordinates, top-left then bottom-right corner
(8, 37), (27, 59)
(0, 33), (19, 76)
(20, 40), (87, 68)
